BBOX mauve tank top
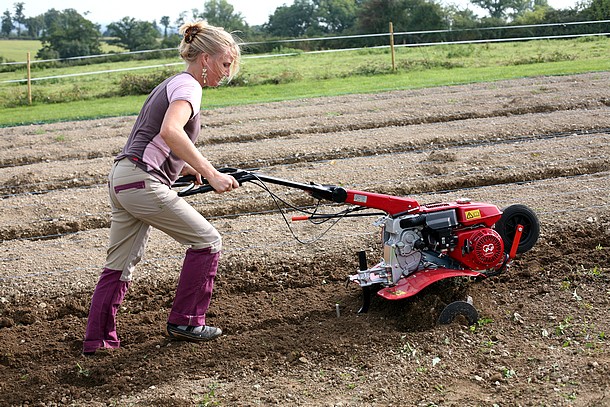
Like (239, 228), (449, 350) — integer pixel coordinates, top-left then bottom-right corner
(115, 72), (202, 185)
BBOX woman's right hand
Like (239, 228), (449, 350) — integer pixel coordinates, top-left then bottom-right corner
(208, 171), (239, 193)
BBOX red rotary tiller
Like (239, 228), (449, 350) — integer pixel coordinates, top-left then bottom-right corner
(174, 168), (540, 325)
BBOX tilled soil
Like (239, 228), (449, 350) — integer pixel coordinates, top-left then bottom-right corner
(1, 72), (609, 406)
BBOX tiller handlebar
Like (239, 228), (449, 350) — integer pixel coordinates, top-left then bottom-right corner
(175, 167), (347, 203)
(174, 168), (420, 216)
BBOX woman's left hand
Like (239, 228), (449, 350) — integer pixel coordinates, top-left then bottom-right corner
(180, 164), (203, 185)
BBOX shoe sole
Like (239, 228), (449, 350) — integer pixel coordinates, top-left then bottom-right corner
(166, 326), (221, 342)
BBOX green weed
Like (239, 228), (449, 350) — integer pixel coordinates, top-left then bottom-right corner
(198, 383), (220, 407)
(76, 362), (90, 377)
(470, 316), (494, 332)
(502, 367), (516, 378)
(555, 316), (573, 336)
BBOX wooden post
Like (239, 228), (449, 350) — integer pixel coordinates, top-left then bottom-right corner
(27, 52), (32, 105)
(389, 22), (396, 71)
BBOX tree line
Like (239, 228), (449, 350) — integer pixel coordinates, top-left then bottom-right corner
(1, 0), (609, 61)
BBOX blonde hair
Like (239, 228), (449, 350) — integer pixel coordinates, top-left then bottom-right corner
(179, 21), (241, 81)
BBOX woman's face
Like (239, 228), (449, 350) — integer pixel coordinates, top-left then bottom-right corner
(204, 49), (234, 87)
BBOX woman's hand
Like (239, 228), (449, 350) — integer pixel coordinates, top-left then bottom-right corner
(180, 164), (203, 184)
(207, 171), (239, 194)
(180, 165), (237, 193)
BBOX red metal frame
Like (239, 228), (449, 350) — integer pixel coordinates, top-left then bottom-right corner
(344, 189), (419, 215)
(509, 224), (524, 259)
(376, 268), (485, 301)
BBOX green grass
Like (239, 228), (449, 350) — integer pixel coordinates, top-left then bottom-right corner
(0, 36), (608, 127)
(0, 39), (43, 62)
(0, 39), (125, 62)
(3, 58), (606, 126)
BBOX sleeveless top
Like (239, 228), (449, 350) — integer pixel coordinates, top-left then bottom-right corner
(115, 72), (202, 185)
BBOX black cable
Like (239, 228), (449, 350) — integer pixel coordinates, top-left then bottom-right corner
(247, 174), (363, 244)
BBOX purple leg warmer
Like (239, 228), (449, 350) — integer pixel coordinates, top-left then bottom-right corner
(168, 247), (220, 327)
(83, 268), (131, 354)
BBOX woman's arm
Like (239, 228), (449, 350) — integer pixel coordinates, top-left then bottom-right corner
(160, 100), (238, 192)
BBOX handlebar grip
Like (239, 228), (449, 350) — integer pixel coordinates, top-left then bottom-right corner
(173, 175), (198, 186)
(174, 168), (248, 197)
(178, 184), (215, 197)
(174, 168), (241, 188)
(291, 215), (310, 221)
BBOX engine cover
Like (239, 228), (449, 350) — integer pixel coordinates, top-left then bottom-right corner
(449, 228), (504, 270)
(395, 229), (423, 274)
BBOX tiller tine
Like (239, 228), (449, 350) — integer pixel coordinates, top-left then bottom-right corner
(356, 250), (372, 314)
(358, 285), (373, 314)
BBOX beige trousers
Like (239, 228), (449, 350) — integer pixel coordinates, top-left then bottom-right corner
(105, 158), (222, 281)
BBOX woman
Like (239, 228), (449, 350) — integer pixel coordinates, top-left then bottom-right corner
(83, 21), (241, 355)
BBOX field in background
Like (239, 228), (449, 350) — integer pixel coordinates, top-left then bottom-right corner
(0, 39), (42, 61)
(0, 39), (126, 62)
(0, 36), (609, 126)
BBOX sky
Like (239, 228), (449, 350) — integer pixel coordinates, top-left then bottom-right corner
(14, 0), (582, 27)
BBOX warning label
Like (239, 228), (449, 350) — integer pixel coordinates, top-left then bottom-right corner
(353, 194), (368, 203)
(465, 209), (482, 220)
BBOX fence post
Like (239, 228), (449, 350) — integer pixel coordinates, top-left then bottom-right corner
(389, 22), (396, 71)
(27, 52), (32, 105)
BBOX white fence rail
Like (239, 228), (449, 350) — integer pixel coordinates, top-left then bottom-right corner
(1, 20), (608, 85)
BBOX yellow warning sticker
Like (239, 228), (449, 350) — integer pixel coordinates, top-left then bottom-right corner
(465, 209), (481, 220)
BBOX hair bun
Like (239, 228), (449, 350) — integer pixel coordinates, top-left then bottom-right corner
(184, 26), (200, 44)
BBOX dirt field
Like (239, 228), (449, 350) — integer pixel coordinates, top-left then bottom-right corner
(1, 72), (609, 407)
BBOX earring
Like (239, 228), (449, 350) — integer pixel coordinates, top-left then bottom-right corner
(201, 67), (208, 85)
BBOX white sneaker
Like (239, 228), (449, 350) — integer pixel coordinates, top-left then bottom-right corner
(167, 323), (222, 341)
